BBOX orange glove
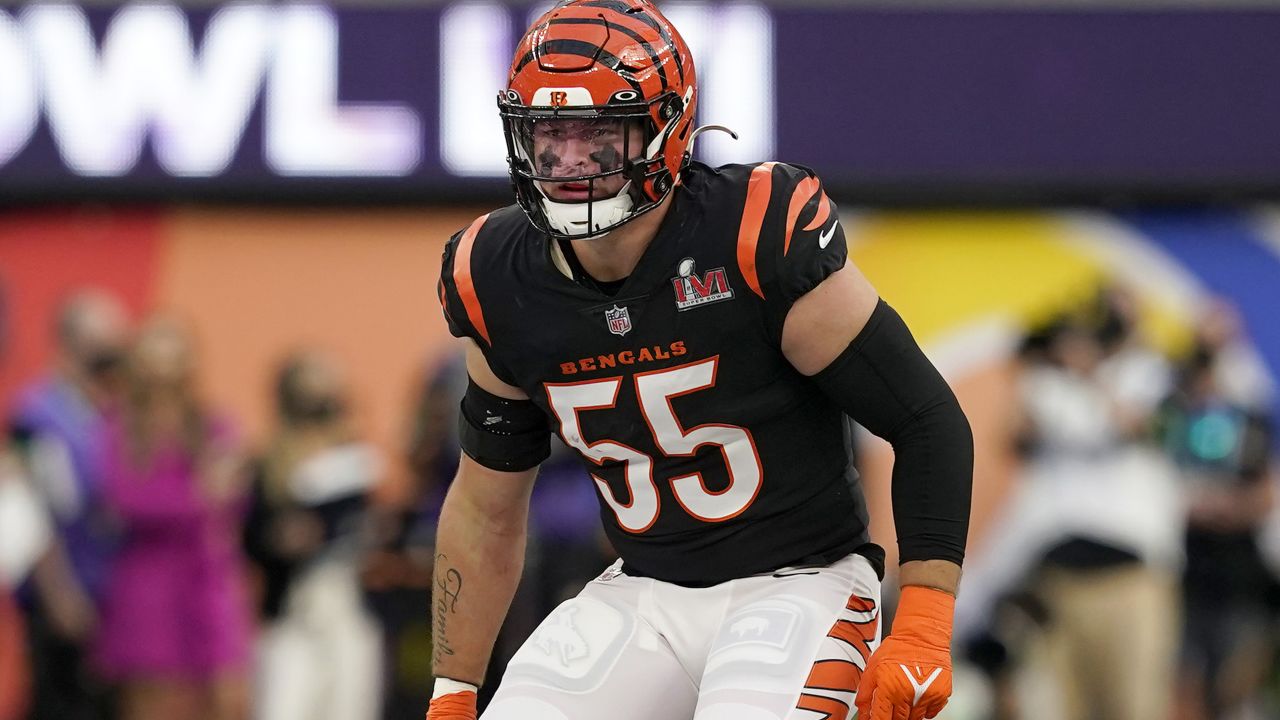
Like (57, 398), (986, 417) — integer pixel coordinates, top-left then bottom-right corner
(426, 684), (477, 720)
(854, 586), (954, 720)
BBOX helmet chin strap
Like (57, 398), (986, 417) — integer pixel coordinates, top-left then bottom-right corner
(539, 183), (636, 238)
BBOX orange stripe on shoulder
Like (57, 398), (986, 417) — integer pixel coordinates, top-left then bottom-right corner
(453, 213), (492, 346)
(736, 162), (776, 299)
(783, 176), (820, 256)
(802, 192), (833, 232)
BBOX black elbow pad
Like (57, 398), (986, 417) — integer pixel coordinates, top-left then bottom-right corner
(458, 380), (551, 472)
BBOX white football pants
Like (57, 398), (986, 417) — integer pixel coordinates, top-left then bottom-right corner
(482, 551), (882, 720)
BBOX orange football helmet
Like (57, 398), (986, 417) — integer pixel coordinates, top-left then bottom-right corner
(499, 0), (698, 239)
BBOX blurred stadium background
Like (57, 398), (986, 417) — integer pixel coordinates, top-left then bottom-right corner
(1, 1), (1279, 719)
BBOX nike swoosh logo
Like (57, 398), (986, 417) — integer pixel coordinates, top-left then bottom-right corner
(818, 223), (837, 249)
(772, 570), (820, 578)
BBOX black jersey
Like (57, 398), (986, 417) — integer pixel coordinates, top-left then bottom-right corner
(439, 161), (872, 586)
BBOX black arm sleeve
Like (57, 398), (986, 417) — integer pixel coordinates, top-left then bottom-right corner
(458, 380), (552, 472)
(811, 299), (973, 565)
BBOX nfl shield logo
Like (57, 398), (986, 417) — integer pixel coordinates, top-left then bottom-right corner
(605, 305), (632, 337)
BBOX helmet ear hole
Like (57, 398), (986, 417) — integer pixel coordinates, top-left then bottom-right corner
(653, 170), (672, 195)
(660, 96), (682, 121)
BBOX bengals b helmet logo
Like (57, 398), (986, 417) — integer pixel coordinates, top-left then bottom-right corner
(549, 91), (568, 107)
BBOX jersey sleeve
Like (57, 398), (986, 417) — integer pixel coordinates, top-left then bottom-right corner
(745, 163), (849, 334)
(438, 230), (476, 341)
(437, 218), (522, 388)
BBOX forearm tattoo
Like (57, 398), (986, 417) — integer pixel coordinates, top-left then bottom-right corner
(432, 553), (464, 669)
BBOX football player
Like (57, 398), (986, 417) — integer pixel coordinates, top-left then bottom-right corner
(429, 1), (972, 718)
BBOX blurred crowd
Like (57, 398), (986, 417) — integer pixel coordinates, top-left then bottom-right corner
(1, 282), (1277, 720)
(958, 286), (1279, 720)
(0, 288), (612, 720)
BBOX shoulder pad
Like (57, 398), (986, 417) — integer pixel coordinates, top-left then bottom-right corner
(439, 213), (494, 346)
(438, 205), (531, 347)
(732, 162), (846, 306)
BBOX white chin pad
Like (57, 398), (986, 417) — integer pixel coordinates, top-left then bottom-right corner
(541, 186), (635, 237)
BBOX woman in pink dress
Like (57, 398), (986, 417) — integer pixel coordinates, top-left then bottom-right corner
(94, 317), (252, 720)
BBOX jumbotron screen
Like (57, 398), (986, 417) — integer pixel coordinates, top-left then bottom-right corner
(1, 1), (1278, 201)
